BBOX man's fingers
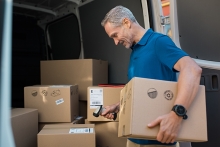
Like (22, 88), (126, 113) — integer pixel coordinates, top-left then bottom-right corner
(103, 113), (114, 120)
(160, 132), (168, 143)
(171, 138), (176, 144)
(100, 110), (107, 116)
(103, 113), (110, 118)
(165, 135), (174, 144)
(100, 108), (109, 116)
(147, 117), (161, 128)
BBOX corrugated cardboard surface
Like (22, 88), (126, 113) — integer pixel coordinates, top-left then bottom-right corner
(87, 86), (123, 121)
(119, 77), (207, 142)
(40, 59), (108, 100)
(38, 116), (85, 132)
(11, 108), (38, 147)
(24, 85), (78, 122)
(85, 119), (127, 147)
(38, 124), (95, 147)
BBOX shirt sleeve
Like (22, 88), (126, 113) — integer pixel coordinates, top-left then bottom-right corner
(154, 35), (188, 71)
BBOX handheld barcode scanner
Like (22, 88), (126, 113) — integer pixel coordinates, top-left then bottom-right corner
(93, 105), (117, 121)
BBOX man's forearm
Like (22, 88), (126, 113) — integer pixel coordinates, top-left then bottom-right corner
(174, 65), (202, 109)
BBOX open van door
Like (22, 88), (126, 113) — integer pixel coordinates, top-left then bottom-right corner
(170, 0), (220, 147)
(0, 0), (15, 147)
(149, 0), (220, 146)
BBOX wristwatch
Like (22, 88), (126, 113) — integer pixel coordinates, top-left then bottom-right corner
(172, 105), (188, 120)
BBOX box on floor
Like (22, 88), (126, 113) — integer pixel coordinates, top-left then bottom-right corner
(11, 108), (38, 147)
(38, 124), (95, 147)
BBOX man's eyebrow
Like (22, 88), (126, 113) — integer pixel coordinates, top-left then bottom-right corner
(110, 33), (116, 38)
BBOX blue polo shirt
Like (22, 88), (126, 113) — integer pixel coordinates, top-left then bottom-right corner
(128, 29), (188, 145)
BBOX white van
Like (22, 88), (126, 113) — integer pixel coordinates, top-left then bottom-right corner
(1, 0), (219, 147)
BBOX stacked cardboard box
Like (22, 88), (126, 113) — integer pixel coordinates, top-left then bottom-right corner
(31, 59), (108, 147)
(40, 59), (108, 101)
(38, 116), (85, 132)
(86, 86), (127, 147)
(87, 86), (124, 121)
(24, 85), (79, 122)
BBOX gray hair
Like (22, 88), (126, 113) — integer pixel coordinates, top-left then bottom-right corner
(101, 6), (138, 27)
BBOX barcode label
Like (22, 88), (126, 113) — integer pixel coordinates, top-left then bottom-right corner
(69, 128), (94, 134)
(90, 88), (103, 109)
(92, 101), (101, 104)
(55, 98), (64, 105)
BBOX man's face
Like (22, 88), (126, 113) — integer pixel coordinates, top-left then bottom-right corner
(104, 21), (133, 49)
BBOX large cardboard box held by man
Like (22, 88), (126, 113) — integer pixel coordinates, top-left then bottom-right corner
(24, 85), (79, 122)
(85, 119), (127, 147)
(87, 86), (124, 121)
(118, 77), (207, 142)
(11, 108), (38, 147)
(38, 124), (95, 147)
(40, 59), (108, 101)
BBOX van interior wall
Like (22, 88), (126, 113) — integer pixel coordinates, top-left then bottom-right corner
(177, 0), (220, 62)
(79, 0), (145, 84)
(12, 14), (46, 107)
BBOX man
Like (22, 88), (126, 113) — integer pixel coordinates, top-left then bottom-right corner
(100, 5), (202, 147)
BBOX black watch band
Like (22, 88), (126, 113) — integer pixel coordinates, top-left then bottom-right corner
(172, 105), (188, 120)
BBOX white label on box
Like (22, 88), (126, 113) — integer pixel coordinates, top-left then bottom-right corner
(69, 128), (94, 134)
(55, 98), (64, 105)
(90, 88), (103, 109)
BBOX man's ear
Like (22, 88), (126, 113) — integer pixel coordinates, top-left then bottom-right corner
(122, 18), (131, 29)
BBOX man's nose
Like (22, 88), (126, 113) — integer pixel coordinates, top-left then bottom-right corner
(114, 39), (119, 45)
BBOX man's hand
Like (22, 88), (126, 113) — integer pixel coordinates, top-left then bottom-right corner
(147, 111), (183, 143)
(100, 102), (120, 120)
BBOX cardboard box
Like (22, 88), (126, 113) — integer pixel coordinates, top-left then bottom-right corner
(85, 119), (127, 147)
(87, 86), (124, 121)
(38, 124), (96, 147)
(41, 59), (108, 100)
(38, 116), (85, 132)
(24, 85), (79, 122)
(11, 108), (38, 147)
(118, 77), (207, 142)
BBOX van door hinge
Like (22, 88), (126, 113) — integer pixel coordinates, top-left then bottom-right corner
(160, 15), (170, 25)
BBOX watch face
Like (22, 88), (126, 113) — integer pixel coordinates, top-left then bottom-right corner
(177, 105), (186, 115)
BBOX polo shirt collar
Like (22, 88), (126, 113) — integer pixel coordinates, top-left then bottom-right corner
(137, 28), (153, 46)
